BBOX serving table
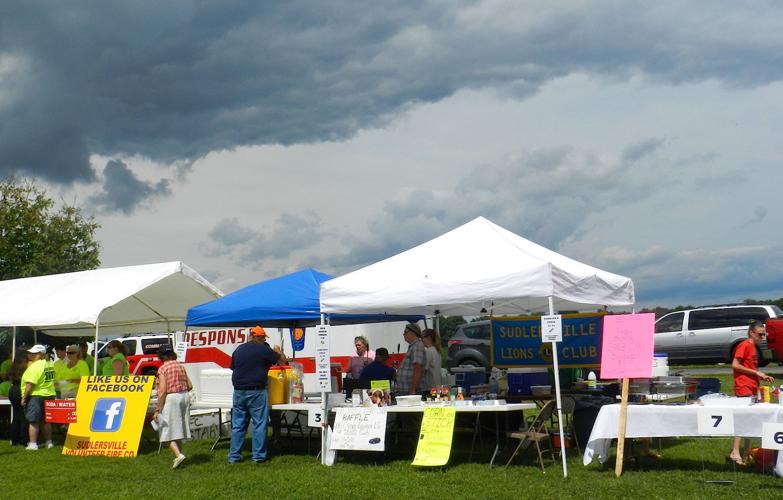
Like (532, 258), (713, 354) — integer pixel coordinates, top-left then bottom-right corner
(583, 403), (783, 475)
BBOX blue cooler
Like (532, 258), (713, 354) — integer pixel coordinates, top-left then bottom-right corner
(451, 366), (487, 396)
(507, 368), (549, 395)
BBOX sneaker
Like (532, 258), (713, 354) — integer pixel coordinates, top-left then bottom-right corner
(25, 443), (38, 451)
(172, 454), (186, 469)
(46, 441), (54, 449)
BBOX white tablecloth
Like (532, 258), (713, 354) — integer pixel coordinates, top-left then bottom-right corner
(583, 403), (783, 474)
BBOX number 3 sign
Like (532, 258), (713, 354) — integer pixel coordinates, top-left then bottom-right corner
(761, 423), (783, 450)
(697, 408), (735, 435)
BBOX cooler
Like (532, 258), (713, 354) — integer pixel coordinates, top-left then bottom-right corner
(507, 368), (549, 395)
(268, 366), (289, 405)
(451, 366), (486, 396)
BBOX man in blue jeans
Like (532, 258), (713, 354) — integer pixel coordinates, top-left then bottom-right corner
(229, 325), (284, 463)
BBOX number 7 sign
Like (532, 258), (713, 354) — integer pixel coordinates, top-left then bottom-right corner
(697, 408), (734, 435)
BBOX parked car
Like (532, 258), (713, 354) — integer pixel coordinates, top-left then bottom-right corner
(654, 304), (782, 364)
(96, 333), (172, 376)
(446, 320), (491, 371)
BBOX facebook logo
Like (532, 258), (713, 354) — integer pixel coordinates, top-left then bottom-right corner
(90, 398), (126, 432)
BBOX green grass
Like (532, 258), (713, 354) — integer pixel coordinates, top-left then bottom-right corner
(3, 423), (782, 499)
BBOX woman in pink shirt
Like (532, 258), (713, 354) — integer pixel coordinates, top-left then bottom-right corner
(347, 336), (375, 379)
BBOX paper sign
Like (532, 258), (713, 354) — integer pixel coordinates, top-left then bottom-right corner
(315, 325), (331, 392)
(308, 408), (325, 428)
(62, 375), (154, 458)
(174, 341), (188, 362)
(697, 408), (735, 436)
(599, 313), (654, 379)
(370, 380), (391, 391)
(45, 400), (77, 424)
(329, 407), (387, 451)
(541, 315), (563, 343)
(412, 406), (456, 466)
(761, 422), (783, 450)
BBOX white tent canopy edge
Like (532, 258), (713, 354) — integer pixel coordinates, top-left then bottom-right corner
(320, 216), (635, 317)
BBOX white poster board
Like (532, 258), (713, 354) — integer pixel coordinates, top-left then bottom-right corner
(315, 325), (331, 392)
(541, 314), (563, 343)
(697, 408), (735, 436)
(174, 341), (188, 361)
(329, 407), (387, 451)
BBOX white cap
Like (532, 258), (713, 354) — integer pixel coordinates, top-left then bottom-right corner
(28, 344), (47, 354)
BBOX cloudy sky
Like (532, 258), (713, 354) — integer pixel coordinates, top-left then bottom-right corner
(2, 1), (782, 309)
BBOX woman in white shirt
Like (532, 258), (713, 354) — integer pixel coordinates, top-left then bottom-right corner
(421, 329), (442, 389)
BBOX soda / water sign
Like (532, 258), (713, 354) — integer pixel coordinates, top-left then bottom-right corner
(45, 400), (77, 424)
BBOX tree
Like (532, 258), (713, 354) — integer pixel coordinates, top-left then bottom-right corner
(436, 315), (467, 342)
(0, 177), (101, 280)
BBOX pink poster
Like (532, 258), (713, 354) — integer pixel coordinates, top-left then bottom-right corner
(599, 313), (655, 379)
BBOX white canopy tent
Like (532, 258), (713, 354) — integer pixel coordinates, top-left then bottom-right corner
(320, 216), (635, 475)
(0, 261), (222, 371)
(320, 216), (635, 316)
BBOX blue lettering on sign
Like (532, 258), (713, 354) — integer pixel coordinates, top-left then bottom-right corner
(90, 398), (126, 432)
(491, 315), (604, 368)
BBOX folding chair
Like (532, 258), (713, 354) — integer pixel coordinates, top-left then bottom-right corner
(505, 399), (556, 472)
(552, 396), (580, 456)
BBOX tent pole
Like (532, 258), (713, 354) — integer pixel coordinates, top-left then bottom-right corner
(12, 326), (17, 361)
(320, 313), (327, 466)
(549, 296), (568, 478)
(94, 319), (100, 375)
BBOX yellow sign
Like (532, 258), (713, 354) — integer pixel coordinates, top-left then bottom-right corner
(62, 375), (154, 458)
(412, 406), (456, 466)
(370, 379), (391, 391)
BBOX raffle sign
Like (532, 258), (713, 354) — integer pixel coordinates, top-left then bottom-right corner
(62, 375), (154, 458)
(329, 407), (387, 451)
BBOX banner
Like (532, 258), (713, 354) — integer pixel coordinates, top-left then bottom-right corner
(412, 406), (456, 466)
(491, 313), (604, 368)
(62, 375), (154, 458)
(289, 327), (306, 352)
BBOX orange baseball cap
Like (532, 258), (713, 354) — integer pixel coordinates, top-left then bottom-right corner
(250, 325), (267, 337)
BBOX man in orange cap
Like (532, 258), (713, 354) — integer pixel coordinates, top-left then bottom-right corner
(228, 325), (285, 463)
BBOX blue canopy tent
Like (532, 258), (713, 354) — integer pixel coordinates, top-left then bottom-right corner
(186, 268), (422, 327)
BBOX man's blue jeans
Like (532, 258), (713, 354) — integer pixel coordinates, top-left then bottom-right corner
(229, 389), (270, 462)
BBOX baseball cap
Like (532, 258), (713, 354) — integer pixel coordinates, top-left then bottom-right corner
(250, 325), (267, 337)
(157, 345), (175, 357)
(28, 344), (47, 354)
(404, 323), (422, 337)
(375, 347), (389, 358)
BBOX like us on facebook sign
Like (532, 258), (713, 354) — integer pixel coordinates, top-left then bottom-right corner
(62, 375), (154, 458)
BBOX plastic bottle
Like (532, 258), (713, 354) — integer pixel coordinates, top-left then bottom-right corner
(456, 387), (464, 401)
(587, 371), (597, 389)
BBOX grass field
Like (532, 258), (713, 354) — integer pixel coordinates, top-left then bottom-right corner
(4, 410), (782, 499)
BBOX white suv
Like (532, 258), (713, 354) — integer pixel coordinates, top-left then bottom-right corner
(654, 304), (782, 364)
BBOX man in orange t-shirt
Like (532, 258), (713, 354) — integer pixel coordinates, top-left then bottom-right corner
(729, 321), (774, 465)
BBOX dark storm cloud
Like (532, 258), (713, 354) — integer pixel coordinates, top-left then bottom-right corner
(2, 1), (782, 183)
(88, 159), (170, 214)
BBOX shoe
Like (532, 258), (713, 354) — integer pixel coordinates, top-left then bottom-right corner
(172, 455), (186, 469)
(25, 443), (38, 451)
(726, 455), (746, 467)
(46, 441), (54, 449)
(252, 459), (266, 464)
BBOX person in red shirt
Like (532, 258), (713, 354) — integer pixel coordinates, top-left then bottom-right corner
(728, 321), (774, 465)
